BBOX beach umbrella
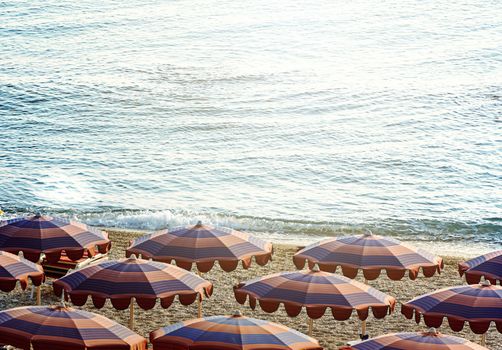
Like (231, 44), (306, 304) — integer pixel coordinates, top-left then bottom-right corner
(150, 311), (323, 350)
(0, 214), (111, 263)
(0, 251), (45, 304)
(126, 221), (273, 272)
(339, 328), (488, 350)
(401, 281), (502, 346)
(53, 255), (213, 329)
(458, 250), (501, 285)
(234, 269), (396, 337)
(0, 305), (147, 350)
(293, 231), (443, 281)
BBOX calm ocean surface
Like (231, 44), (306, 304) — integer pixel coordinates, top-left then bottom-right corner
(1, 0), (501, 256)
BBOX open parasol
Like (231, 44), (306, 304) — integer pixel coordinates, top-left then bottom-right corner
(402, 281), (502, 346)
(234, 269), (396, 337)
(459, 250), (501, 285)
(53, 255), (213, 328)
(126, 221), (273, 272)
(294, 231), (443, 281)
(150, 311), (323, 350)
(339, 328), (488, 350)
(0, 305), (147, 350)
(0, 251), (45, 304)
(0, 214), (110, 263)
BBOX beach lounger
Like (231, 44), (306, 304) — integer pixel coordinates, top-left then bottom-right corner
(41, 251), (108, 278)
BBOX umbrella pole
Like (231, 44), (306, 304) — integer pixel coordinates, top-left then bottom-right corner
(198, 297), (202, 318)
(307, 317), (313, 336)
(196, 270), (203, 318)
(480, 333), (486, 346)
(360, 280), (368, 340)
(129, 298), (135, 329)
(36, 286), (41, 305)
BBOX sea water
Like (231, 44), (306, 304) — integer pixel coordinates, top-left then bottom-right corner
(1, 0), (501, 256)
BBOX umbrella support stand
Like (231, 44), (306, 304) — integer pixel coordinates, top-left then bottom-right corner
(307, 317), (313, 336)
(36, 286), (41, 305)
(360, 278), (369, 341)
(197, 297), (202, 318)
(196, 271), (203, 318)
(480, 333), (486, 346)
(129, 299), (135, 329)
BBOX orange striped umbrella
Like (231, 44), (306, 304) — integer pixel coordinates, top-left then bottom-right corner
(0, 305), (147, 350)
(402, 281), (502, 346)
(294, 231), (443, 281)
(0, 251), (45, 304)
(150, 312), (323, 350)
(0, 214), (110, 263)
(339, 328), (488, 350)
(458, 250), (502, 285)
(126, 221), (273, 272)
(53, 255), (213, 328)
(234, 269), (396, 337)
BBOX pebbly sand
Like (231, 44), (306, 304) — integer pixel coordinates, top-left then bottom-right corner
(0, 229), (500, 350)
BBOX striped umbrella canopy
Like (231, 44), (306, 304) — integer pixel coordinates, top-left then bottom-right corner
(0, 250), (44, 292)
(0, 214), (111, 263)
(53, 255), (213, 328)
(126, 221), (273, 272)
(150, 312), (323, 350)
(234, 269), (395, 336)
(339, 328), (488, 350)
(401, 281), (502, 335)
(0, 305), (147, 350)
(293, 231), (443, 281)
(459, 250), (502, 285)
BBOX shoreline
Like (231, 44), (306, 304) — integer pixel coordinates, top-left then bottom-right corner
(0, 228), (500, 349)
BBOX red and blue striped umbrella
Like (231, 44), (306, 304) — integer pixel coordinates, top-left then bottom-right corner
(0, 250), (44, 292)
(459, 250), (502, 285)
(53, 255), (213, 328)
(53, 255), (213, 309)
(126, 221), (273, 272)
(234, 270), (396, 321)
(150, 312), (323, 350)
(339, 329), (488, 350)
(402, 282), (502, 334)
(0, 214), (111, 263)
(293, 232), (443, 281)
(0, 305), (147, 350)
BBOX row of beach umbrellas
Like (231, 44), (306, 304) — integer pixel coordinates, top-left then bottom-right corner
(0, 305), (324, 350)
(0, 214), (500, 349)
(0, 305), (493, 350)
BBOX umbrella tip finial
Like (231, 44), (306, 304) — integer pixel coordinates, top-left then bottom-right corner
(233, 310), (242, 317)
(18, 251), (24, 259)
(481, 280), (491, 287)
(364, 229), (373, 237)
(129, 254), (137, 260)
(427, 328), (438, 335)
(196, 220), (203, 226)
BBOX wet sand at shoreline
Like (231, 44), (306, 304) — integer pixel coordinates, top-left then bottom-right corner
(0, 229), (500, 349)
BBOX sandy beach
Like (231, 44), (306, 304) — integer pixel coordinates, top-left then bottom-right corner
(1, 229), (500, 350)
